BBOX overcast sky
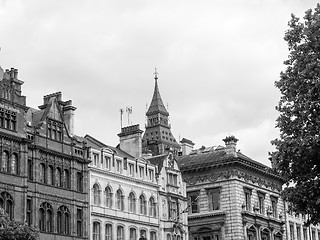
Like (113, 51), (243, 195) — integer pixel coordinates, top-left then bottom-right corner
(0, 0), (317, 166)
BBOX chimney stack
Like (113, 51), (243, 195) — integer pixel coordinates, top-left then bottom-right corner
(118, 124), (143, 158)
(223, 135), (238, 155)
(63, 100), (76, 136)
(180, 138), (195, 156)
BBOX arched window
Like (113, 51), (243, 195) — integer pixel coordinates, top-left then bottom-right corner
(57, 206), (70, 235)
(247, 225), (257, 240)
(149, 197), (156, 217)
(39, 163), (46, 183)
(150, 231), (157, 240)
(140, 229), (147, 239)
(274, 231), (283, 240)
(56, 167), (62, 187)
(129, 192), (136, 213)
(105, 224), (112, 240)
(10, 153), (18, 174)
(0, 192), (14, 220)
(47, 165), (54, 185)
(93, 184), (101, 205)
(116, 189), (124, 211)
(105, 186), (112, 208)
(93, 221), (101, 240)
(64, 169), (70, 189)
(139, 195), (146, 215)
(261, 228), (270, 240)
(39, 202), (53, 232)
(129, 228), (137, 240)
(167, 234), (172, 240)
(1, 151), (9, 172)
(117, 225), (124, 240)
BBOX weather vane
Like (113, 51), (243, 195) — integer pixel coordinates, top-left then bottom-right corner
(153, 68), (159, 80)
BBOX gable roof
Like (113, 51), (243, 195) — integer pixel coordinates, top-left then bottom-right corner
(147, 153), (168, 172)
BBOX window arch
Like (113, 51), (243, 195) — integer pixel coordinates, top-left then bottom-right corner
(10, 153), (18, 174)
(117, 225), (124, 240)
(57, 206), (70, 235)
(56, 167), (62, 187)
(139, 195), (147, 215)
(39, 202), (53, 232)
(129, 192), (136, 213)
(0, 192), (13, 219)
(150, 231), (157, 240)
(116, 189), (124, 211)
(140, 229), (147, 239)
(1, 151), (9, 172)
(261, 228), (270, 240)
(247, 225), (257, 240)
(129, 227), (137, 240)
(93, 221), (101, 240)
(105, 186), (112, 208)
(93, 184), (101, 205)
(167, 233), (172, 240)
(105, 224), (112, 240)
(149, 196), (156, 217)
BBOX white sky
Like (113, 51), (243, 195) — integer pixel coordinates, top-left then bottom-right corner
(0, 0), (317, 166)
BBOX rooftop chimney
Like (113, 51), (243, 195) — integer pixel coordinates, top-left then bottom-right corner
(180, 138), (195, 156)
(63, 100), (76, 136)
(118, 124), (143, 158)
(223, 135), (238, 155)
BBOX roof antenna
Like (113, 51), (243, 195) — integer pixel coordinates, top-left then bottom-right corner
(153, 67), (159, 81)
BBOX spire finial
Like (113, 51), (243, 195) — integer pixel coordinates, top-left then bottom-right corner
(153, 67), (159, 81)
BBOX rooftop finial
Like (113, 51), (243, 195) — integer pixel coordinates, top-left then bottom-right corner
(153, 67), (159, 81)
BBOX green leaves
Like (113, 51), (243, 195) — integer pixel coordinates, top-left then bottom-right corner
(272, 3), (320, 225)
(0, 209), (39, 240)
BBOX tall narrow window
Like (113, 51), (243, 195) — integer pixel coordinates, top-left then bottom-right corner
(27, 159), (33, 180)
(116, 160), (122, 172)
(93, 153), (99, 166)
(271, 196), (278, 218)
(117, 226), (124, 240)
(26, 198), (32, 226)
(76, 172), (83, 192)
(149, 197), (156, 217)
(105, 156), (111, 170)
(140, 230), (147, 239)
(296, 225), (301, 240)
(56, 167), (62, 187)
(258, 192), (265, 215)
(129, 192), (136, 213)
(207, 188), (220, 211)
(129, 163), (134, 176)
(105, 186), (112, 208)
(57, 206), (70, 235)
(139, 195), (146, 215)
(290, 224), (294, 240)
(63, 169), (70, 189)
(76, 208), (83, 237)
(244, 188), (252, 211)
(10, 154), (17, 174)
(150, 231), (157, 240)
(130, 228), (137, 240)
(47, 165), (53, 185)
(93, 222), (101, 240)
(1, 151), (9, 172)
(169, 198), (178, 220)
(93, 184), (101, 205)
(39, 202), (53, 232)
(39, 163), (46, 183)
(105, 224), (112, 240)
(116, 189), (124, 211)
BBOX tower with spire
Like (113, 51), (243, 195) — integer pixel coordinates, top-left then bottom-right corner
(142, 69), (180, 156)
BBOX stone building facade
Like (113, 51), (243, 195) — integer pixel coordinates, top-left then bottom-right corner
(177, 136), (286, 240)
(86, 126), (160, 240)
(0, 67), (90, 240)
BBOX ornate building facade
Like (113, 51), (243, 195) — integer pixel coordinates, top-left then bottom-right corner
(0, 67), (90, 240)
(86, 126), (160, 240)
(177, 136), (286, 240)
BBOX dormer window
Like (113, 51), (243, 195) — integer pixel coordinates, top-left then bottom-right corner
(47, 119), (62, 141)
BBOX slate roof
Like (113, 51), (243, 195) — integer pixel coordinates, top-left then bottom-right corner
(176, 147), (282, 180)
(146, 79), (169, 116)
(84, 134), (134, 159)
(147, 153), (168, 172)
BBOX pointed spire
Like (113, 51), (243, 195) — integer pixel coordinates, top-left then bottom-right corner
(146, 68), (169, 116)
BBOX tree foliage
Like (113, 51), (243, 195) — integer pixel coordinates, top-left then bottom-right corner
(272, 3), (320, 225)
(0, 209), (39, 240)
